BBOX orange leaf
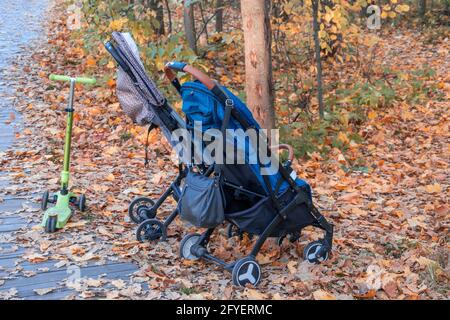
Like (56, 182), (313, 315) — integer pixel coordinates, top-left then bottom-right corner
(354, 289), (376, 299)
(313, 290), (336, 300)
(86, 57), (97, 67)
(107, 78), (116, 87)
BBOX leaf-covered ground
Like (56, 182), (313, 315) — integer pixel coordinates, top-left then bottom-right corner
(1, 3), (448, 299)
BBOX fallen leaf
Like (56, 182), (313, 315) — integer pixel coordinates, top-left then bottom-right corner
(34, 288), (55, 296)
(244, 288), (268, 300)
(313, 289), (336, 300)
(424, 183), (441, 193)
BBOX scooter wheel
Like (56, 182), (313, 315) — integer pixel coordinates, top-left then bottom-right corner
(78, 194), (86, 212)
(45, 215), (58, 233)
(136, 219), (166, 242)
(128, 197), (156, 224)
(41, 190), (49, 211)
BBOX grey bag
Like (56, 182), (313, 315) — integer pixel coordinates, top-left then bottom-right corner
(179, 171), (225, 228)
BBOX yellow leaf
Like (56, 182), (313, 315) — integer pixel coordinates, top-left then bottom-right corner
(107, 60), (116, 69)
(425, 183), (441, 193)
(109, 18), (128, 30)
(105, 173), (115, 182)
(368, 110), (377, 120)
(397, 4), (410, 12)
(337, 132), (349, 144)
(389, 11), (397, 18)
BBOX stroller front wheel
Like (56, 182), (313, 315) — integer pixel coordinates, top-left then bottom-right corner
(136, 219), (166, 242)
(303, 240), (329, 264)
(232, 257), (261, 287)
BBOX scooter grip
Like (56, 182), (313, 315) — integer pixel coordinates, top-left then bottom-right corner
(49, 74), (96, 85)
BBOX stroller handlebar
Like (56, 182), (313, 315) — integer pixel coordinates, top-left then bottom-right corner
(271, 144), (294, 162)
(50, 74), (96, 85)
(165, 62), (215, 90)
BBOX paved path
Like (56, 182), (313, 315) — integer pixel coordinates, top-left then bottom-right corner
(0, 0), (138, 299)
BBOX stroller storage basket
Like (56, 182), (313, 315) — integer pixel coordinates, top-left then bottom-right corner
(226, 182), (314, 237)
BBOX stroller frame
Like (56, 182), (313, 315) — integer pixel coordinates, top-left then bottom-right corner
(164, 62), (334, 287)
(105, 33), (334, 286)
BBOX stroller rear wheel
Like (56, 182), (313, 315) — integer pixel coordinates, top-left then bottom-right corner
(179, 233), (201, 260)
(136, 219), (166, 242)
(128, 197), (156, 223)
(232, 257), (261, 287)
(303, 240), (329, 264)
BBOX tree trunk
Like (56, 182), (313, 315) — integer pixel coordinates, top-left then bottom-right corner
(147, 0), (165, 35)
(241, 0), (275, 130)
(183, 0), (197, 54)
(312, 0), (325, 119)
(216, 0), (224, 32)
(164, 0), (172, 34)
(419, 0), (427, 21)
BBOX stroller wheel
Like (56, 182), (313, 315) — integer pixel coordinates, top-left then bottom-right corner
(303, 240), (329, 264)
(179, 233), (201, 260)
(128, 197), (156, 223)
(136, 219), (166, 242)
(232, 257), (261, 287)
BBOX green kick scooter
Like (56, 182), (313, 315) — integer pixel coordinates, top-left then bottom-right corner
(40, 74), (96, 233)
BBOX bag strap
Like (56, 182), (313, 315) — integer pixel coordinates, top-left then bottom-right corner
(213, 95), (234, 177)
(144, 123), (158, 167)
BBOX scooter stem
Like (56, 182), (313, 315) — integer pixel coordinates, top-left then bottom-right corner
(61, 79), (75, 191)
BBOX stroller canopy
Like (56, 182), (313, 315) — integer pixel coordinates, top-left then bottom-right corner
(107, 32), (185, 146)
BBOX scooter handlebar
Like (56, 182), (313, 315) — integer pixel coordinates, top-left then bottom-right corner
(49, 74), (96, 85)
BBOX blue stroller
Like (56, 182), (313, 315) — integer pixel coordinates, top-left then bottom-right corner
(105, 33), (334, 287)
